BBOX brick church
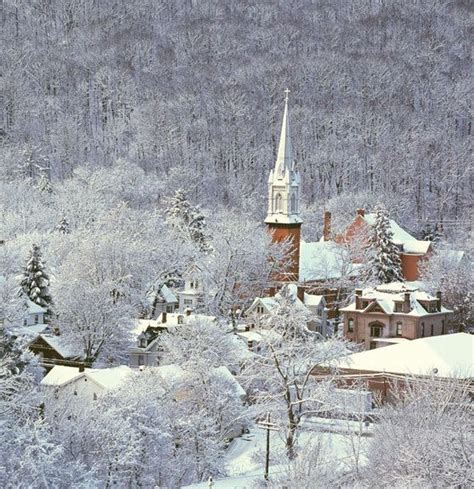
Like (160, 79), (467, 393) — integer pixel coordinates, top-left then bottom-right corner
(265, 90), (431, 288)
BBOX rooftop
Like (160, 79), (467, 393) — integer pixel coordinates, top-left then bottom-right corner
(328, 333), (473, 378)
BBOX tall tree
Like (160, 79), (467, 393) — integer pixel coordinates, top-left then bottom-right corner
(165, 189), (210, 252)
(20, 244), (52, 310)
(366, 205), (403, 284)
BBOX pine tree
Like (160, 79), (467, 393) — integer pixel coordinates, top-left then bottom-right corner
(56, 216), (70, 234)
(367, 205), (403, 284)
(165, 189), (210, 252)
(20, 244), (52, 310)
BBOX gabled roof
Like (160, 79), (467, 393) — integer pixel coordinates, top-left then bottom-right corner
(41, 365), (134, 389)
(329, 333), (473, 378)
(299, 241), (360, 282)
(340, 282), (452, 317)
(27, 299), (47, 315)
(363, 214), (431, 255)
(158, 284), (178, 303)
(35, 334), (81, 359)
(304, 293), (325, 308)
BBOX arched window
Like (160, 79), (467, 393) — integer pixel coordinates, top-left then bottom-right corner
(290, 193), (297, 213)
(369, 321), (384, 338)
(274, 193), (283, 213)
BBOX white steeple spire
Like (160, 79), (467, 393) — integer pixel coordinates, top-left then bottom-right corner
(275, 88), (293, 177)
(265, 89), (302, 225)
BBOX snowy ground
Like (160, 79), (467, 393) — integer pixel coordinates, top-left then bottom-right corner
(184, 416), (372, 488)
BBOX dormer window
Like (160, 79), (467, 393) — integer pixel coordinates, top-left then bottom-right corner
(394, 302), (403, 313)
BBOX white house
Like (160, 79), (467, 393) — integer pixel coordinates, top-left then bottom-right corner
(245, 284), (330, 336)
(178, 265), (205, 313)
(129, 311), (217, 368)
(41, 365), (134, 408)
(147, 283), (179, 317)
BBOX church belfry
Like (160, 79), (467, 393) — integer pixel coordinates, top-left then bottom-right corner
(265, 89), (302, 281)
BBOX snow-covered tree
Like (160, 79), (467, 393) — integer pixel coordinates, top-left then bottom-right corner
(241, 287), (350, 459)
(420, 247), (473, 332)
(366, 205), (403, 284)
(20, 243), (52, 310)
(55, 216), (70, 234)
(363, 376), (473, 487)
(165, 189), (210, 252)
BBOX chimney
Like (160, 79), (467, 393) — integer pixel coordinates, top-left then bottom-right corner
(436, 291), (442, 312)
(296, 286), (305, 302)
(79, 364), (85, 373)
(323, 211), (332, 241)
(356, 208), (365, 217)
(161, 312), (167, 324)
(355, 289), (363, 309)
(52, 325), (60, 336)
(403, 292), (411, 313)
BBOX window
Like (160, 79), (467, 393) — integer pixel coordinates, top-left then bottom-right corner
(370, 325), (382, 337)
(138, 355), (145, 366)
(421, 322), (425, 337)
(290, 193), (297, 213)
(274, 193), (283, 213)
(431, 324), (434, 336)
(93, 393), (98, 401)
(362, 301), (369, 309)
(348, 318), (354, 332)
(256, 305), (265, 314)
(396, 322), (402, 337)
(177, 315), (184, 325)
(34, 314), (39, 324)
(166, 305), (174, 313)
(23, 319), (27, 326)
(183, 299), (193, 306)
(394, 302), (403, 313)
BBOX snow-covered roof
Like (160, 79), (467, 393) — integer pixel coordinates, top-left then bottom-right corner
(329, 333), (473, 378)
(340, 282), (452, 316)
(304, 293), (325, 307)
(134, 313), (216, 335)
(86, 366), (133, 389)
(299, 241), (359, 282)
(41, 365), (134, 389)
(38, 334), (80, 359)
(27, 299), (47, 315)
(363, 214), (430, 255)
(154, 284), (177, 304)
(213, 366), (246, 398)
(155, 364), (245, 398)
(41, 366), (83, 387)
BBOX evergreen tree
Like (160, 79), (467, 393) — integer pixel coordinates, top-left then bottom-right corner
(165, 189), (210, 252)
(56, 216), (70, 234)
(366, 205), (403, 284)
(20, 244), (52, 310)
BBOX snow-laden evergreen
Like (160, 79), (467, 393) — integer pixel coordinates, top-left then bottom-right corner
(366, 205), (403, 284)
(165, 189), (210, 252)
(20, 244), (52, 310)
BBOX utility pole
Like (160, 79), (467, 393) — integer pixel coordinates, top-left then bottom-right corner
(257, 413), (278, 481)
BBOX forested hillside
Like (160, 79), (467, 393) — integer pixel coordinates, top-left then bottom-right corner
(3, 0), (472, 236)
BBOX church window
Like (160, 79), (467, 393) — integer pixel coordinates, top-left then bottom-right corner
(290, 193), (297, 213)
(274, 194), (283, 213)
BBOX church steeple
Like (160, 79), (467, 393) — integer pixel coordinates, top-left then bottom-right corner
(265, 89), (302, 225)
(275, 89), (293, 178)
(265, 90), (303, 283)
